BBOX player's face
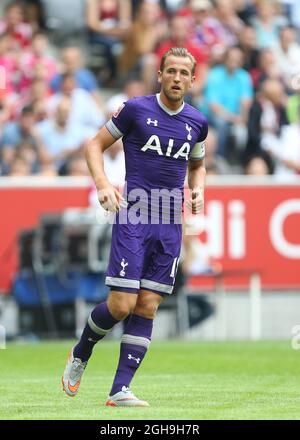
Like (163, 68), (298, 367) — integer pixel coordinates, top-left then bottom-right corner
(158, 55), (195, 104)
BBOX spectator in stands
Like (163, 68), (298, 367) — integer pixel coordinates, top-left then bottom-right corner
(214, 0), (245, 48)
(48, 73), (105, 131)
(19, 31), (57, 94)
(188, 0), (244, 65)
(65, 156), (90, 177)
(272, 106), (300, 177)
(204, 128), (234, 175)
(155, 14), (209, 97)
(50, 47), (101, 105)
(0, 93), (11, 128)
(1, 105), (36, 147)
(161, 0), (185, 15)
(105, 78), (146, 118)
(250, 0), (287, 49)
(245, 78), (288, 161)
(22, 0), (46, 31)
(0, 32), (16, 98)
(7, 155), (31, 176)
(188, 0), (217, 61)
(273, 25), (300, 93)
(253, 48), (282, 91)
(37, 163), (58, 177)
(285, 1), (300, 41)
(1, 0), (298, 182)
(0, 105), (43, 174)
(234, 0), (257, 24)
(86, 0), (132, 81)
(12, 139), (40, 174)
(238, 25), (260, 74)
(204, 46), (253, 157)
(36, 97), (92, 172)
(189, 0), (243, 65)
(11, 62), (53, 120)
(25, 78), (51, 122)
(0, 35), (14, 124)
(30, 99), (48, 123)
(0, 2), (32, 48)
(118, 0), (167, 85)
(244, 152), (274, 175)
(1, 29), (55, 99)
(286, 82), (300, 124)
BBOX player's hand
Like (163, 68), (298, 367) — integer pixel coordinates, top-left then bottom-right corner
(97, 185), (124, 212)
(186, 189), (204, 214)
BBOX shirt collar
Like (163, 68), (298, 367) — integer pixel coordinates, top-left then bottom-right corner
(156, 93), (185, 116)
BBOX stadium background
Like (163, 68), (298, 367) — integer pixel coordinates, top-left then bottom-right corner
(0, 0), (300, 420)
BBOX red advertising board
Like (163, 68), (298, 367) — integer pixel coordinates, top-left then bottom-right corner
(0, 178), (91, 292)
(187, 180), (300, 289)
(0, 177), (299, 292)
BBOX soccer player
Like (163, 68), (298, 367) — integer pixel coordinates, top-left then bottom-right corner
(62, 47), (208, 407)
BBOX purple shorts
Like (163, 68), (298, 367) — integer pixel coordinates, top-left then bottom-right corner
(105, 218), (182, 295)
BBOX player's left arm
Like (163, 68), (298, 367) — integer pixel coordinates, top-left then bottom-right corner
(186, 117), (207, 214)
(187, 158), (206, 214)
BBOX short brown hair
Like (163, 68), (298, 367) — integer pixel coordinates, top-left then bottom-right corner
(160, 47), (196, 75)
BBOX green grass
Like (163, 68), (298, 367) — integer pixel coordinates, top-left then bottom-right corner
(0, 340), (299, 420)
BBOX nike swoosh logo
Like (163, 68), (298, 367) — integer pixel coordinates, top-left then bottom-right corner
(68, 381), (80, 393)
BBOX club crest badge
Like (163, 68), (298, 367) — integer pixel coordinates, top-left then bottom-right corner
(120, 258), (128, 277)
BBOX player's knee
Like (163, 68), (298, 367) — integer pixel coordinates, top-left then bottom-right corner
(108, 293), (137, 320)
(109, 302), (133, 320)
(134, 299), (160, 319)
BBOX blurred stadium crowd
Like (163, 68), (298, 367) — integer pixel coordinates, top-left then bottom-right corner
(1, 0), (300, 179)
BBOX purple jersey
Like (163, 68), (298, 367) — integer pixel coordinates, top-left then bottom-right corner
(105, 94), (208, 294)
(106, 94), (208, 219)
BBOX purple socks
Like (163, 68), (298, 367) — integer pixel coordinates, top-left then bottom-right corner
(73, 305), (154, 395)
(110, 314), (153, 396)
(73, 302), (119, 362)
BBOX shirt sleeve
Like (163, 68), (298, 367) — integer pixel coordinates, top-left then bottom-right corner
(105, 99), (135, 140)
(189, 117), (208, 161)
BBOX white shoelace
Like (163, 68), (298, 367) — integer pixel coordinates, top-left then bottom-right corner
(121, 386), (133, 395)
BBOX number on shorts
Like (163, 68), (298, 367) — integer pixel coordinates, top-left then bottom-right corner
(170, 257), (178, 279)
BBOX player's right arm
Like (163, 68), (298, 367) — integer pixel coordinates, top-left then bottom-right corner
(85, 126), (124, 212)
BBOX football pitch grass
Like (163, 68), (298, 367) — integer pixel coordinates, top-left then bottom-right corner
(0, 340), (299, 420)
